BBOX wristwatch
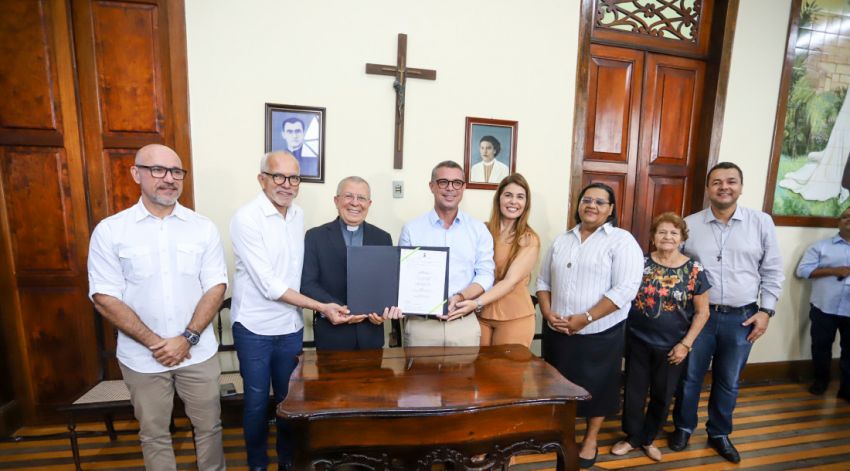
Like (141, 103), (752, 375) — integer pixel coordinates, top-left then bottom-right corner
(759, 308), (776, 317)
(182, 328), (201, 346)
(584, 311), (593, 323)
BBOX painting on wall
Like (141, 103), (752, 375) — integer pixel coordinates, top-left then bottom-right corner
(766, 0), (850, 226)
(463, 117), (518, 190)
(265, 103), (325, 183)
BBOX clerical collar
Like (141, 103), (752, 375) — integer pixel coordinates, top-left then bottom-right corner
(346, 224), (359, 232)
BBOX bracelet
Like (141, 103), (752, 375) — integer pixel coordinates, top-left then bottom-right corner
(679, 341), (692, 352)
(474, 299), (484, 314)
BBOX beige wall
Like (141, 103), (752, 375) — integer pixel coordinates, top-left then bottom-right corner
(185, 0), (838, 364)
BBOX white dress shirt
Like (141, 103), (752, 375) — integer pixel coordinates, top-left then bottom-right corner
(537, 223), (643, 334)
(399, 209), (495, 296)
(230, 192), (305, 335)
(88, 200), (228, 373)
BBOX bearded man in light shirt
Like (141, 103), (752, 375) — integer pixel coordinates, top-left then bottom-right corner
(230, 151), (348, 471)
(88, 144), (228, 471)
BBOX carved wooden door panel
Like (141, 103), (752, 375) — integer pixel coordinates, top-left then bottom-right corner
(581, 44), (705, 251)
(0, 0), (97, 422)
(632, 53), (705, 249)
(580, 44), (644, 231)
(72, 0), (194, 225)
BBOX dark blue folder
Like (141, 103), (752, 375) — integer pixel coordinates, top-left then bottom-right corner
(347, 246), (449, 316)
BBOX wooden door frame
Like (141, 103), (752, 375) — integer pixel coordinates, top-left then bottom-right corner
(569, 0), (740, 230)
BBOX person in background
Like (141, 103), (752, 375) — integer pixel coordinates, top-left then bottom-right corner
(795, 206), (850, 403)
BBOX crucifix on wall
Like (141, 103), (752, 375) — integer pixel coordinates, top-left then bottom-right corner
(366, 33), (437, 169)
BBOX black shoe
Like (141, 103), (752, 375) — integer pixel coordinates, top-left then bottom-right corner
(809, 380), (828, 395)
(667, 429), (691, 451)
(578, 447), (598, 468)
(708, 435), (741, 463)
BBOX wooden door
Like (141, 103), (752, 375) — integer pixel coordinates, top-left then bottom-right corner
(71, 0), (194, 379)
(0, 0), (98, 422)
(632, 53), (705, 249)
(580, 44), (644, 230)
(0, 0), (192, 422)
(580, 45), (705, 250)
(72, 0), (194, 225)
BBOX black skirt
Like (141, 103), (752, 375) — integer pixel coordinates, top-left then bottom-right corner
(542, 320), (625, 418)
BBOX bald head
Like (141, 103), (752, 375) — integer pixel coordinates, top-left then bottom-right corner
(131, 144), (184, 216)
(135, 144), (182, 168)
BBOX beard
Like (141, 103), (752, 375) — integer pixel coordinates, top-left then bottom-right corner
(150, 185), (181, 206)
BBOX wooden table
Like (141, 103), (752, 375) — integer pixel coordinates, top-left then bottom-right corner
(277, 345), (589, 470)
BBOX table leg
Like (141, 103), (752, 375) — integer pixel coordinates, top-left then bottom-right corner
(68, 414), (82, 471)
(557, 403), (579, 471)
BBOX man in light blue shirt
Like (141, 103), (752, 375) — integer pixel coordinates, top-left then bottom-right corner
(670, 162), (784, 463)
(399, 160), (495, 346)
(796, 207), (850, 403)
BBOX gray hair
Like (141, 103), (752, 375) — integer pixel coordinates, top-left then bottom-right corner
(430, 160), (463, 181)
(260, 151), (298, 172)
(336, 176), (371, 198)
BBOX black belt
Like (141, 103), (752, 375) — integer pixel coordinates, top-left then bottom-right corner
(709, 302), (758, 313)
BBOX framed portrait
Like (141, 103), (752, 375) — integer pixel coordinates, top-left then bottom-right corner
(764, 0), (850, 226)
(463, 117), (518, 190)
(265, 103), (326, 183)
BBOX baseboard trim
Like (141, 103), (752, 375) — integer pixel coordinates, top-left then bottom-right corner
(738, 358), (839, 385)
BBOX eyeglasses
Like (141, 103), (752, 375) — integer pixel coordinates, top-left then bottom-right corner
(135, 165), (187, 180)
(434, 179), (466, 190)
(580, 196), (611, 207)
(339, 193), (370, 203)
(262, 172), (301, 186)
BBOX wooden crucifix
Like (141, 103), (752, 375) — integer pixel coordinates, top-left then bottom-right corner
(366, 33), (437, 169)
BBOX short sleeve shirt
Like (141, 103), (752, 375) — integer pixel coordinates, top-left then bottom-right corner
(628, 256), (711, 349)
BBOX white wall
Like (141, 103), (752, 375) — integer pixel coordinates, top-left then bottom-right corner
(185, 0), (837, 364)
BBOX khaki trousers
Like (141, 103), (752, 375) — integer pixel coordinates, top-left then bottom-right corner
(404, 314), (481, 347)
(120, 355), (225, 471)
(478, 315), (536, 348)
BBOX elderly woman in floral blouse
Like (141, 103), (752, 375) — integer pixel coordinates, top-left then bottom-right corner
(611, 212), (711, 462)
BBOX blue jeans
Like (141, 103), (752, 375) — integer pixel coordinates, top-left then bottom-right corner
(673, 304), (756, 437)
(233, 322), (303, 468)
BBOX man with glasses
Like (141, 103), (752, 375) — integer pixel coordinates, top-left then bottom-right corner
(88, 144), (228, 471)
(230, 151), (348, 471)
(669, 162), (784, 463)
(398, 160), (495, 346)
(301, 176), (400, 350)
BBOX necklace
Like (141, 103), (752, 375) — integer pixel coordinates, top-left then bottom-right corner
(710, 220), (734, 262)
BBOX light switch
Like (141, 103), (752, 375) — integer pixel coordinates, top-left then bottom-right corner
(392, 180), (404, 198)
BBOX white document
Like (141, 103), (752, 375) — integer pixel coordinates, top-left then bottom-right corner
(397, 247), (448, 316)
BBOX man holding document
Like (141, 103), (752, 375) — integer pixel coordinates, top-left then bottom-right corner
(398, 160), (495, 346)
(301, 176), (400, 350)
(230, 151), (350, 470)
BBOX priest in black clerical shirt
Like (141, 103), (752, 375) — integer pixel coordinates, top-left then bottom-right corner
(301, 176), (399, 350)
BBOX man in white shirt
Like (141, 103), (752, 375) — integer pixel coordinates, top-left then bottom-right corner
(230, 151), (348, 471)
(399, 160), (495, 346)
(88, 144), (228, 471)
